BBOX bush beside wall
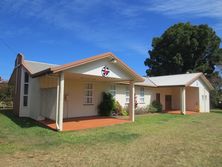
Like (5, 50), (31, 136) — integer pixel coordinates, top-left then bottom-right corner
(149, 100), (162, 113)
(98, 92), (115, 116)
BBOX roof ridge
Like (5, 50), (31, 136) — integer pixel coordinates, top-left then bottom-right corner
(148, 72), (202, 78)
(25, 60), (59, 66)
(142, 76), (157, 86)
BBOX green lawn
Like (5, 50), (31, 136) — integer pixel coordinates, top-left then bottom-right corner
(0, 110), (222, 167)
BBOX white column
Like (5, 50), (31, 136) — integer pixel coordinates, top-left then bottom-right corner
(58, 72), (64, 131)
(180, 87), (186, 115)
(55, 76), (60, 130)
(129, 81), (135, 122)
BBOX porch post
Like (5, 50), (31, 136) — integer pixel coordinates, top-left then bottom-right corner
(55, 76), (60, 130)
(58, 72), (64, 131)
(129, 81), (135, 122)
(180, 87), (186, 115)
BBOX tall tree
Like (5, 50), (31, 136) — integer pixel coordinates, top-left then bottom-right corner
(145, 22), (222, 77)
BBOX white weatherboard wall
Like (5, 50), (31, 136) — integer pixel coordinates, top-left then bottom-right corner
(67, 58), (131, 80)
(19, 67), (43, 120)
(190, 78), (210, 112)
(186, 87), (199, 111)
(63, 77), (111, 118)
(112, 85), (155, 108)
(40, 88), (57, 120)
(19, 68), (29, 117)
(39, 75), (58, 120)
(29, 77), (42, 120)
(135, 86), (155, 108)
(26, 72), (211, 121)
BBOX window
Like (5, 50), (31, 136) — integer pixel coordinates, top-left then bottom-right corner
(23, 96), (28, 106)
(24, 84), (29, 95)
(84, 83), (93, 104)
(125, 86), (129, 103)
(110, 85), (116, 98)
(156, 93), (160, 103)
(140, 87), (145, 103)
(24, 72), (29, 83)
(23, 72), (29, 107)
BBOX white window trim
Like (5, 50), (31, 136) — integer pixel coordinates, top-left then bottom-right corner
(139, 87), (145, 104)
(23, 72), (29, 107)
(84, 83), (94, 105)
(125, 86), (129, 104)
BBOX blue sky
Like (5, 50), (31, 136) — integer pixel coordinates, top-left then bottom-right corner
(1, 0), (222, 79)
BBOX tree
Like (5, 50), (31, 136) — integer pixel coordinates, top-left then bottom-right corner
(208, 72), (222, 108)
(145, 22), (222, 77)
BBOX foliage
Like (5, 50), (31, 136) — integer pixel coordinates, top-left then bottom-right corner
(134, 94), (138, 109)
(113, 101), (129, 116)
(135, 105), (149, 115)
(145, 22), (222, 77)
(98, 92), (115, 116)
(121, 107), (129, 116)
(0, 83), (13, 109)
(208, 72), (222, 108)
(113, 101), (123, 116)
(149, 100), (162, 113)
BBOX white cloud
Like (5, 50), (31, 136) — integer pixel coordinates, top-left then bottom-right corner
(0, 0), (148, 56)
(148, 0), (222, 35)
(148, 0), (222, 18)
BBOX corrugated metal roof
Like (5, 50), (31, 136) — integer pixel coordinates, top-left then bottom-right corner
(23, 59), (212, 89)
(148, 73), (201, 87)
(135, 77), (157, 87)
(24, 60), (58, 74)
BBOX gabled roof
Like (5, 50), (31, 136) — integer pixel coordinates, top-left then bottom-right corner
(24, 61), (58, 74)
(145, 73), (213, 90)
(149, 73), (202, 87)
(9, 53), (213, 89)
(135, 77), (157, 87)
(21, 52), (144, 82)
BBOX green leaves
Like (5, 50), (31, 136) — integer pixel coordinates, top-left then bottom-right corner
(145, 22), (222, 76)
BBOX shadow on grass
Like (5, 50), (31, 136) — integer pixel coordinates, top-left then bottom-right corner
(0, 109), (48, 129)
(211, 110), (222, 114)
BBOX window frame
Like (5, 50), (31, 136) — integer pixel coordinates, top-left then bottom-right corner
(23, 72), (29, 107)
(125, 86), (129, 104)
(139, 87), (145, 103)
(84, 83), (94, 105)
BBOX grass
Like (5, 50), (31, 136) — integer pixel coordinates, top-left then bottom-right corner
(0, 109), (222, 167)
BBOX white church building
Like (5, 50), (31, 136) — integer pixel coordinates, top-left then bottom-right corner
(9, 52), (213, 131)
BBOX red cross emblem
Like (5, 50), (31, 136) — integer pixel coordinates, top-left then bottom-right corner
(101, 66), (110, 77)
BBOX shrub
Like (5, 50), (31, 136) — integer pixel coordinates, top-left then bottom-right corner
(98, 92), (115, 116)
(149, 100), (162, 113)
(135, 105), (149, 115)
(122, 106), (129, 116)
(113, 101), (123, 116)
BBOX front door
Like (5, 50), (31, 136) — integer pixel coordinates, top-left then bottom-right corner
(165, 95), (172, 111)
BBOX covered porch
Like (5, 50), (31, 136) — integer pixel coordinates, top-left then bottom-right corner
(38, 53), (144, 131)
(154, 86), (200, 115)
